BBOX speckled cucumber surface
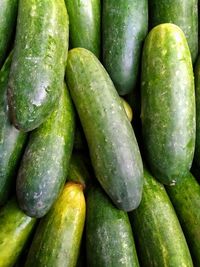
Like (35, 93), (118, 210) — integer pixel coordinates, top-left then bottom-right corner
(7, 0), (69, 131)
(141, 23), (195, 185)
(102, 0), (148, 95)
(25, 182), (86, 267)
(16, 85), (75, 218)
(0, 53), (27, 205)
(129, 169), (193, 267)
(149, 0), (198, 63)
(66, 48), (143, 212)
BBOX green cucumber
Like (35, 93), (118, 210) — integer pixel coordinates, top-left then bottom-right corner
(64, 0), (100, 58)
(66, 48), (143, 211)
(102, 0), (148, 95)
(0, 53), (27, 205)
(16, 85), (75, 218)
(166, 173), (200, 266)
(194, 56), (200, 168)
(0, 198), (36, 267)
(7, 0), (69, 131)
(129, 169), (193, 267)
(0, 0), (18, 67)
(141, 23), (195, 185)
(25, 182), (86, 267)
(86, 186), (139, 267)
(149, 0), (198, 63)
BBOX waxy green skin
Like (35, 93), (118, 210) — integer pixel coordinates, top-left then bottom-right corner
(129, 169), (193, 267)
(141, 24), (195, 185)
(194, 56), (200, 168)
(166, 173), (200, 266)
(0, 198), (36, 267)
(65, 0), (100, 58)
(149, 0), (198, 63)
(86, 186), (139, 267)
(7, 0), (69, 131)
(66, 48), (143, 212)
(25, 182), (86, 267)
(102, 0), (148, 95)
(0, 0), (18, 67)
(0, 53), (27, 205)
(16, 85), (75, 218)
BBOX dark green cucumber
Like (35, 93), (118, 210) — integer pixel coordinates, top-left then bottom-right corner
(0, 53), (27, 205)
(102, 0), (148, 95)
(64, 0), (100, 58)
(0, 0), (18, 67)
(194, 56), (200, 168)
(7, 0), (69, 131)
(141, 23), (195, 185)
(66, 48), (143, 211)
(25, 182), (86, 267)
(166, 172), (200, 266)
(149, 0), (198, 63)
(86, 185), (139, 267)
(129, 169), (193, 267)
(0, 198), (36, 267)
(16, 85), (75, 218)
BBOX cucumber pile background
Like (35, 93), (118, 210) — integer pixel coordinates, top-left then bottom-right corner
(0, 0), (200, 266)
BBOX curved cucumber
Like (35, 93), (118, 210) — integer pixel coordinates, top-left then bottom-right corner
(102, 0), (148, 95)
(0, 198), (36, 267)
(166, 173), (200, 266)
(0, 0), (18, 67)
(25, 182), (86, 267)
(64, 0), (100, 58)
(86, 186), (139, 267)
(16, 85), (75, 218)
(149, 0), (198, 63)
(66, 48), (143, 211)
(7, 0), (69, 131)
(0, 53), (27, 205)
(141, 23), (195, 185)
(129, 169), (193, 267)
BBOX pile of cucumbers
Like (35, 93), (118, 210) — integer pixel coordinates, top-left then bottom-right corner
(0, 0), (200, 266)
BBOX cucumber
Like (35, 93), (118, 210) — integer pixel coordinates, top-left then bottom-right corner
(0, 0), (18, 67)
(64, 0), (100, 58)
(0, 53), (27, 205)
(102, 0), (148, 95)
(7, 0), (69, 131)
(0, 198), (36, 267)
(66, 48), (143, 211)
(141, 23), (195, 185)
(149, 0), (198, 63)
(166, 172), (200, 266)
(129, 169), (193, 267)
(121, 97), (133, 122)
(86, 186), (139, 267)
(16, 85), (75, 218)
(25, 182), (86, 267)
(194, 56), (200, 168)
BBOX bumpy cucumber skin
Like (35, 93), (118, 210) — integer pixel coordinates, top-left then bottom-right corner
(141, 23), (195, 185)
(194, 56), (200, 168)
(25, 182), (86, 267)
(129, 169), (193, 267)
(65, 0), (100, 58)
(86, 186), (139, 267)
(166, 173), (200, 266)
(16, 85), (75, 218)
(102, 0), (148, 95)
(149, 0), (198, 63)
(0, 53), (27, 205)
(0, 198), (36, 267)
(7, 0), (69, 131)
(0, 0), (18, 67)
(66, 48), (143, 212)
